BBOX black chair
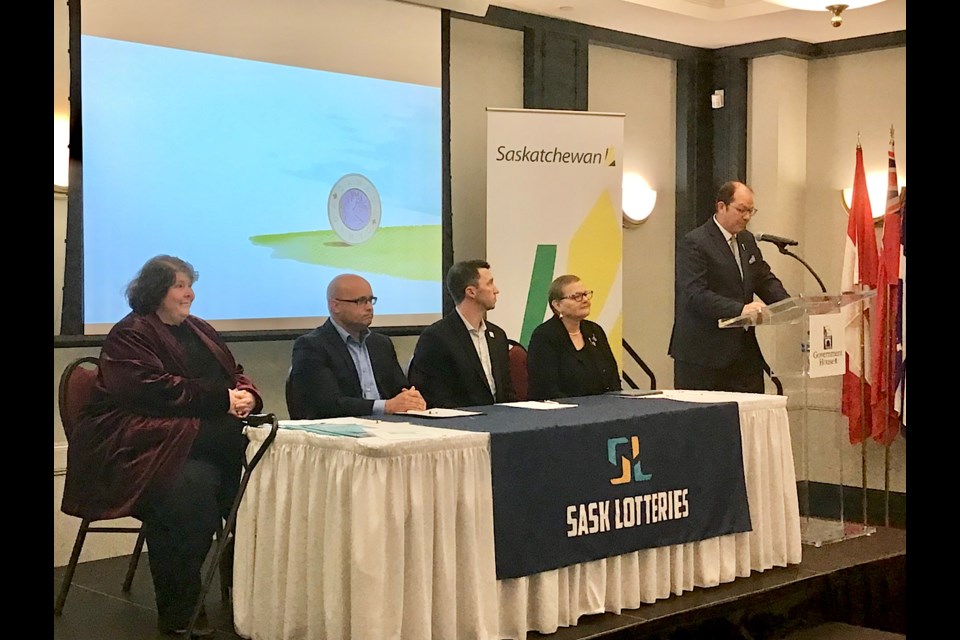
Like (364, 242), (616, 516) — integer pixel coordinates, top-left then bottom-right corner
(285, 366), (301, 419)
(55, 356), (146, 615)
(56, 357), (234, 616)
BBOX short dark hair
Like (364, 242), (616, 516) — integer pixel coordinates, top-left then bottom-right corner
(446, 259), (490, 304)
(126, 255), (198, 315)
(547, 274), (580, 315)
(716, 181), (752, 206)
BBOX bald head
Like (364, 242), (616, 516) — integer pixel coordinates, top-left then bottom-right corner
(327, 274), (375, 337)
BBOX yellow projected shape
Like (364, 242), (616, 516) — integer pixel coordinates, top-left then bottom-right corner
(250, 225), (441, 281)
(567, 188), (623, 369)
(567, 189), (621, 309)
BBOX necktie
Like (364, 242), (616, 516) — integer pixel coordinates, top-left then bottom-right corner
(729, 235), (743, 279)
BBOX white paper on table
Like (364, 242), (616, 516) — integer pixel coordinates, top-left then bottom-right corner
(401, 408), (484, 418)
(365, 422), (437, 440)
(499, 401), (577, 410)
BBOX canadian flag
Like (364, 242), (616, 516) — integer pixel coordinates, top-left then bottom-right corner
(840, 143), (878, 445)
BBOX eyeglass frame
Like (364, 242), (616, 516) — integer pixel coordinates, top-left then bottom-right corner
(728, 203), (759, 216)
(561, 290), (594, 302)
(335, 296), (378, 306)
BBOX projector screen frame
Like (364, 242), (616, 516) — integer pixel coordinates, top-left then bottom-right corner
(57, 0), (455, 344)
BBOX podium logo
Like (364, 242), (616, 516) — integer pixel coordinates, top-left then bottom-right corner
(605, 146), (616, 166)
(607, 436), (653, 485)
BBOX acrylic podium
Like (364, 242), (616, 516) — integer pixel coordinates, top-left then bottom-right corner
(719, 289), (877, 547)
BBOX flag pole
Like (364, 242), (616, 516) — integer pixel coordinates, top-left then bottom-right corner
(859, 300), (868, 525)
(883, 282), (895, 527)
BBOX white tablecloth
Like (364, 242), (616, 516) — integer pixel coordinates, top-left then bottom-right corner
(232, 391), (801, 640)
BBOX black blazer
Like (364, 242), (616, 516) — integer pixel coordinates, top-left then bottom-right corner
(288, 319), (409, 419)
(668, 218), (789, 369)
(526, 315), (621, 401)
(408, 311), (518, 409)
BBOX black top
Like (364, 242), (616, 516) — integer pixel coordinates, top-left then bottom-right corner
(408, 311), (518, 409)
(167, 322), (244, 468)
(526, 315), (621, 400)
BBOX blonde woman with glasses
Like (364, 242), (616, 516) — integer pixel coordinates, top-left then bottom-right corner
(526, 274), (621, 401)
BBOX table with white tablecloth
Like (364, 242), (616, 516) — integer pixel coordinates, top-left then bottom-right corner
(232, 390), (801, 640)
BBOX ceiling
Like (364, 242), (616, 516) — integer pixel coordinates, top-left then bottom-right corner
(488, 0), (906, 49)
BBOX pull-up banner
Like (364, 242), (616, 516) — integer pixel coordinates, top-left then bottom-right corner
(486, 108), (625, 360)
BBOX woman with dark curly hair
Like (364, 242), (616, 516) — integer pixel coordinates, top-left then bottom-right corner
(61, 255), (262, 637)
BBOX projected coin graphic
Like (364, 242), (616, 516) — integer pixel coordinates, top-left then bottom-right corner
(328, 174), (382, 245)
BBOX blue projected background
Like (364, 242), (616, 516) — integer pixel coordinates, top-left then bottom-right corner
(81, 35), (442, 331)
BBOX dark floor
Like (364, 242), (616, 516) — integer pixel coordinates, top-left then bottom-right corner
(54, 526), (906, 640)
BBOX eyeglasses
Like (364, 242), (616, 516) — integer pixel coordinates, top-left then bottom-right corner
(336, 296), (378, 306)
(561, 290), (593, 302)
(729, 204), (759, 216)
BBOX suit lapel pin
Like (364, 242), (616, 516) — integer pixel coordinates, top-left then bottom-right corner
(488, 331), (495, 338)
(748, 255), (757, 264)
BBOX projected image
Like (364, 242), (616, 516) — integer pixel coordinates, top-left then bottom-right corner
(81, 35), (442, 330)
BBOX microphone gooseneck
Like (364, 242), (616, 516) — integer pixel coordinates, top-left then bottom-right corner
(754, 232), (799, 247)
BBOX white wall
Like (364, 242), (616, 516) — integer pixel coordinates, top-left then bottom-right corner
(449, 18), (524, 260)
(588, 44), (676, 390)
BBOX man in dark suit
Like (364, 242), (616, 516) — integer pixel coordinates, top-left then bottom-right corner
(668, 181), (789, 393)
(288, 274), (426, 419)
(408, 260), (518, 408)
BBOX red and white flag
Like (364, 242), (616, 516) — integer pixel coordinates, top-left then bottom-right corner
(840, 143), (879, 445)
(895, 193), (906, 435)
(869, 132), (901, 444)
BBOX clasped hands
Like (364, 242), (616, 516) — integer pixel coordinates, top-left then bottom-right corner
(741, 301), (767, 324)
(229, 388), (256, 419)
(384, 386), (426, 414)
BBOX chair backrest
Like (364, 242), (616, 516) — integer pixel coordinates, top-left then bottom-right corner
(507, 339), (528, 402)
(284, 366), (301, 420)
(59, 356), (100, 442)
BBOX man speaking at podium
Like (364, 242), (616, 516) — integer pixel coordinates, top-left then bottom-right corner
(668, 181), (789, 393)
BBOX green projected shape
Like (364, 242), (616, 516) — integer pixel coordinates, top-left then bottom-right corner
(519, 244), (557, 347)
(250, 225), (441, 281)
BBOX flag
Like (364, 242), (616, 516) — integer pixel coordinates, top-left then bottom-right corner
(894, 191), (906, 436)
(840, 143), (878, 445)
(869, 133), (901, 444)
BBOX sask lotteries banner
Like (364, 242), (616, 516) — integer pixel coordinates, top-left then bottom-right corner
(486, 108), (624, 364)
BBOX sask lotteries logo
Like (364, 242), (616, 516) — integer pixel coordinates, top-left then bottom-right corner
(328, 174), (382, 245)
(607, 435), (652, 485)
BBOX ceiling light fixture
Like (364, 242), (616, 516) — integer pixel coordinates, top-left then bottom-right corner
(764, 0), (885, 27)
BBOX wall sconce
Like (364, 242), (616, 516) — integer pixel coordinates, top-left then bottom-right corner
(622, 172), (656, 228)
(840, 169), (905, 221)
(54, 115), (70, 192)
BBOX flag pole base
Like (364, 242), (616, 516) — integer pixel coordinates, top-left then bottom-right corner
(801, 517), (876, 548)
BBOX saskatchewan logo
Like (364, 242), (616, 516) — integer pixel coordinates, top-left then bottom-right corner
(605, 146), (616, 167)
(607, 436), (652, 485)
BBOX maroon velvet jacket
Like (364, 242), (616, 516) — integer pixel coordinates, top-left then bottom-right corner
(61, 312), (262, 520)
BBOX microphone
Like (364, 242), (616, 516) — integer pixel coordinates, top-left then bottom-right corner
(754, 232), (799, 247)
